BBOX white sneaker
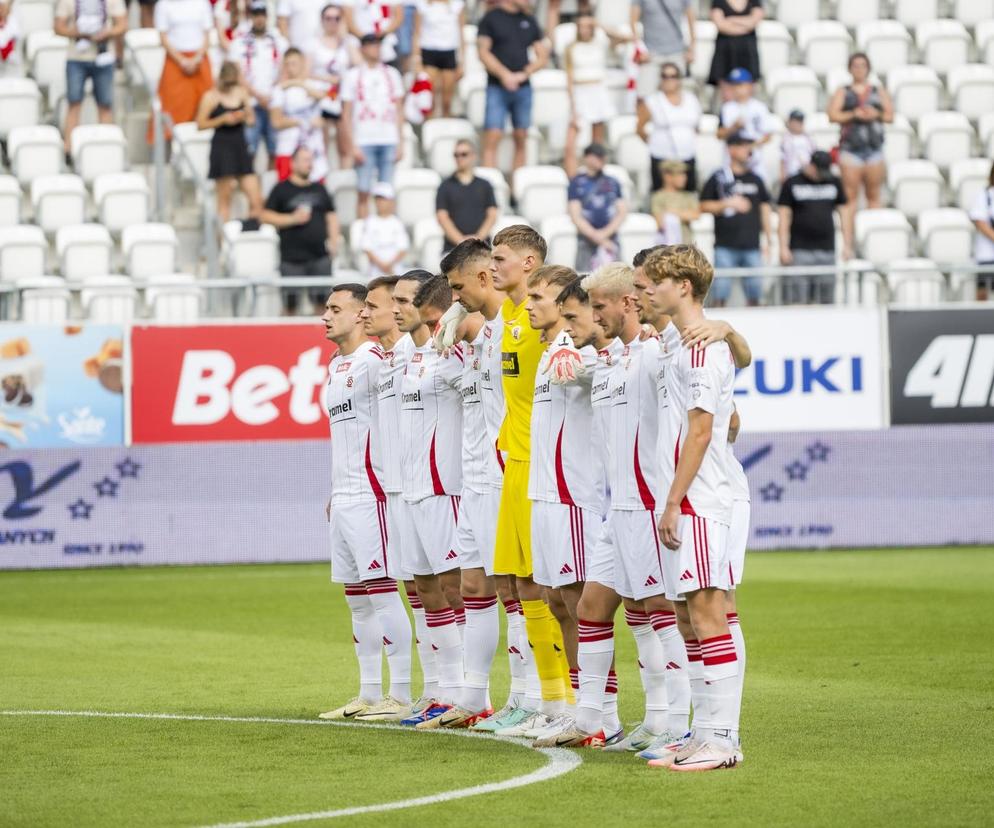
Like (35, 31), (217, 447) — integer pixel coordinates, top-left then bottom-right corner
(668, 739), (738, 772)
(495, 710), (550, 737)
(524, 713), (573, 740)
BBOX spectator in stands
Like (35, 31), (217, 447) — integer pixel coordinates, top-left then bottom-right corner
(152, 0), (215, 143)
(781, 109), (815, 182)
(0, 11), (21, 77)
(567, 143), (628, 272)
(197, 60), (263, 226)
(637, 61), (701, 193)
(359, 182), (409, 279)
(261, 145), (340, 313)
(436, 139), (498, 252)
(213, 0), (243, 50)
(277, 0), (325, 49)
(968, 161), (994, 301)
(270, 47), (328, 182)
(700, 131), (772, 306)
(344, 0), (403, 65)
(718, 67), (772, 179)
(412, 0), (466, 119)
(137, 0), (157, 31)
(630, 0), (696, 100)
(229, 0), (286, 165)
(341, 34), (406, 218)
(545, 0), (588, 32)
(477, 0), (548, 173)
(306, 4), (359, 168)
(55, 0), (127, 156)
(708, 0), (763, 99)
(565, 12), (614, 147)
(397, 0), (419, 71)
(777, 150), (850, 305)
(652, 160), (699, 244)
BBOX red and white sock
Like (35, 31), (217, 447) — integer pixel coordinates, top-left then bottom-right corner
(502, 599), (527, 707)
(701, 633), (739, 747)
(727, 612), (746, 731)
(426, 606), (463, 705)
(459, 595), (498, 712)
(345, 583), (382, 702)
(406, 586), (438, 700)
(453, 604), (466, 646)
(685, 638), (708, 734)
(650, 609), (692, 735)
(625, 609), (668, 734)
(575, 618), (613, 735)
(603, 670), (621, 736)
(365, 579), (412, 703)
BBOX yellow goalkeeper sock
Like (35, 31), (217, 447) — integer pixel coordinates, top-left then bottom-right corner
(549, 619), (575, 705)
(522, 599), (566, 702)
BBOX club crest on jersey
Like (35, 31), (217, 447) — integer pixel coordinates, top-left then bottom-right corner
(484, 325), (492, 338)
(418, 367), (426, 377)
(336, 361), (351, 373)
(511, 325), (522, 341)
(346, 376), (354, 388)
(412, 352), (423, 363)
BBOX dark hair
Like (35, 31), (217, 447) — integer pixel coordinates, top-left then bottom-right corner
(440, 237), (492, 276)
(989, 160), (994, 188)
(632, 244), (668, 268)
(397, 268), (434, 287)
(413, 273), (452, 310)
(556, 276), (588, 306)
(366, 275), (399, 292)
(331, 283), (368, 303)
(284, 47), (304, 59)
(848, 51), (870, 70)
(321, 3), (342, 16)
(291, 144), (312, 159)
(660, 61), (680, 76)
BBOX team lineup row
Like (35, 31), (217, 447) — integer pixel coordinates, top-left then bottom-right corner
(319, 227), (752, 772)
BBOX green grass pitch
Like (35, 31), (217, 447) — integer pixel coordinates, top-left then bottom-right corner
(2, 547), (993, 827)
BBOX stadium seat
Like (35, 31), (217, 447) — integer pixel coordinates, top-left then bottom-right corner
(124, 28), (166, 94)
(796, 21), (851, 78)
(0, 78), (41, 139)
(604, 164), (635, 203)
(325, 169), (358, 229)
(882, 113), (915, 167)
(56, 224), (113, 280)
(17, 276), (71, 323)
(887, 159), (943, 219)
(421, 118), (475, 178)
(0, 177), (21, 226)
(491, 213), (530, 236)
(552, 21), (610, 60)
(855, 208), (913, 262)
(948, 158), (991, 212)
(695, 114), (725, 185)
(348, 219), (369, 274)
(413, 217), (444, 273)
(917, 208), (974, 263)
(886, 65), (941, 122)
(81, 275), (138, 323)
(474, 166), (511, 213)
(122, 223), (178, 279)
(512, 165), (568, 227)
(976, 21), (994, 68)
(979, 114), (994, 157)
(393, 122), (420, 173)
(946, 65), (994, 122)
(171, 121), (213, 183)
(93, 172), (150, 234)
(765, 66), (821, 121)
(30, 174), (86, 235)
(952, 0), (994, 28)
(495, 128), (541, 176)
(457, 71), (487, 130)
(394, 168), (443, 228)
(529, 70), (570, 130)
(916, 112), (975, 170)
(618, 213), (658, 266)
(13, 0), (55, 39)
(914, 20), (970, 75)
(691, 21), (717, 83)
(461, 24), (481, 77)
(855, 21), (912, 76)
(0, 225), (47, 281)
(7, 125), (62, 186)
(25, 30), (68, 106)
(146, 274), (203, 322)
(805, 112), (840, 152)
(540, 214), (578, 269)
(770, 0), (818, 30)
(329, 267), (364, 288)
(608, 115), (652, 198)
(594, 0), (631, 31)
(834, 0), (881, 28)
(757, 21), (794, 76)
(689, 214), (714, 263)
(886, 257), (945, 305)
(840, 259), (884, 306)
(891, 0), (938, 27)
(70, 125), (128, 186)
(222, 220), (279, 279)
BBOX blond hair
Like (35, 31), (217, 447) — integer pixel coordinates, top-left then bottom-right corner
(642, 244), (714, 300)
(527, 264), (577, 290)
(581, 262), (635, 297)
(492, 224), (548, 263)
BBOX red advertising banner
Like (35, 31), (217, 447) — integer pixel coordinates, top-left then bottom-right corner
(131, 324), (337, 444)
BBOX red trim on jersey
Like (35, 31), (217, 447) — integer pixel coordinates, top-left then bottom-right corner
(364, 434), (386, 501)
(376, 500), (389, 575)
(450, 495), (460, 525)
(701, 517), (712, 588)
(0, 39), (15, 61)
(673, 424), (697, 516)
(429, 428), (445, 496)
(554, 423), (575, 506)
(633, 427), (656, 511)
(650, 510), (663, 585)
(494, 439), (505, 472)
(575, 506), (586, 581)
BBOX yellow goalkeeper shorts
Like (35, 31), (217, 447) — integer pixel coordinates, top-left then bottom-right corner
(494, 458), (533, 578)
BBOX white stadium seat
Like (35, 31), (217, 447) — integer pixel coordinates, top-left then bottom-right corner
(887, 159), (943, 219)
(608, 115), (652, 198)
(70, 125), (128, 186)
(512, 165), (569, 227)
(93, 172), (149, 234)
(552, 21), (610, 60)
(0, 78), (41, 139)
(917, 208), (974, 264)
(796, 21), (851, 78)
(856, 21), (911, 77)
(883, 114), (915, 167)
(491, 214), (530, 237)
(946, 66), (994, 123)
(394, 168), (443, 228)
(841, 259), (885, 306)
(223, 221), (280, 279)
(855, 208), (913, 262)
(765, 66), (821, 121)
(690, 213), (714, 263)
(618, 213), (658, 267)
(393, 122), (420, 173)
(691, 21), (717, 83)
(757, 21), (794, 76)
(31, 174), (86, 235)
(914, 20), (970, 75)
(952, 0), (994, 28)
(771, 0), (819, 30)
(949, 159), (991, 212)
(325, 169), (358, 230)
(0, 225), (47, 281)
(496, 128), (541, 175)
(457, 71), (487, 130)
(976, 21), (994, 68)
(81, 275), (138, 323)
(540, 214), (578, 269)
(834, 0), (881, 28)
(805, 112), (840, 152)
(891, 0), (938, 27)
(461, 24), (481, 77)
(413, 217), (444, 273)
(14, 0), (55, 39)
(122, 223), (179, 279)
(348, 220), (369, 274)
(916, 112), (975, 170)
(329, 267), (364, 287)
(474, 166), (510, 213)
(529, 70), (570, 130)
(0, 177), (21, 226)
(7, 125), (62, 186)
(604, 164), (635, 204)
(696, 114), (725, 186)
(56, 224), (113, 280)
(171, 121), (213, 183)
(25, 30), (68, 105)
(887, 257), (945, 305)
(979, 114), (994, 157)
(594, 0), (631, 31)
(421, 118), (476, 178)
(18, 276), (71, 323)
(886, 65), (941, 122)
(124, 28), (166, 93)
(146, 274), (203, 322)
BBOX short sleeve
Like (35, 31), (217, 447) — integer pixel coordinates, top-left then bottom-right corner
(567, 176), (582, 201)
(700, 173), (720, 201)
(611, 177), (623, 198)
(686, 345), (727, 415)
(834, 180), (848, 206)
(201, 0), (214, 30)
(264, 183), (284, 212)
(718, 101), (732, 128)
(481, 179), (497, 208)
(755, 176), (771, 203)
(477, 11), (493, 39)
(776, 181), (793, 207)
(387, 67), (405, 100)
(154, 1), (168, 32)
(320, 188), (335, 212)
(968, 191), (989, 223)
(435, 179), (451, 211)
(527, 14), (543, 43)
(269, 85), (285, 109)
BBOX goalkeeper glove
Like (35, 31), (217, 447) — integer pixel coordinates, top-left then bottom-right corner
(546, 345), (586, 385)
(434, 302), (468, 352)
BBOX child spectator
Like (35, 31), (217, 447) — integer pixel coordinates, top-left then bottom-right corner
(718, 67), (772, 179)
(781, 109), (815, 181)
(651, 160), (700, 244)
(360, 182), (410, 279)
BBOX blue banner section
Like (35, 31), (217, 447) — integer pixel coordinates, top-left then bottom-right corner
(0, 325), (125, 448)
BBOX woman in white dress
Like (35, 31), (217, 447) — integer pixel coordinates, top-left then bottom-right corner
(637, 61), (701, 193)
(565, 12), (614, 147)
(307, 3), (359, 166)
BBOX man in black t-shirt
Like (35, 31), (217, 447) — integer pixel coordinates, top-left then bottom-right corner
(260, 147), (340, 314)
(477, 0), (549, 172)
(777, 150), (850, 305)
(435, 139), (499, 252)
(700, 131), (772, 306)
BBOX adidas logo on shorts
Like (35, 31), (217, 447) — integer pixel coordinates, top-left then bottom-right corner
(644, 575), (659, 587)
(559, 563), (573, 575)
(665, 661), (682, 670)
(680, 569), (694, 581)
(445, 550), (458, 560)
(383, 636), (392, 645)
(367, 560), (383, 571)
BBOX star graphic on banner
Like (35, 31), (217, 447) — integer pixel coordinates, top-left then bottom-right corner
(94, 477), (119, 497)
(785, 461), (809, 481)
(806, 441), (831, 463)
(115, 457), (141, 479)
(68, 499), (94, 520)
(760, 482), (784, 502)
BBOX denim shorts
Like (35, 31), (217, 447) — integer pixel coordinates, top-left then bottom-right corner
(244, 104), (276, 157)
(712, 246), (763, 303)
(484, 82), (533, 131)
(67, 59), (115, 108)
(356, 144), (396, 193)
(396, 4), (416, 57)
(839, 147), (884, 166)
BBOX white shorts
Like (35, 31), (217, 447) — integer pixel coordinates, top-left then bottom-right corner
(728, 499), (750, 588)
(531, 500), (598, 588)
(401, 494), (462, 577)
(662, 514), (731, 600)
(572, 82), (616, 125)
(456, 488), (501, 575)
(385, 493), (413, 581)
(586, 512), (614, 589)
(610, 509), (666, 601)
(329, 498), (394, 583)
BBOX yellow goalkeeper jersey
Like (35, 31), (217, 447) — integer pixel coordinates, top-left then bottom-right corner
(498, 296), (545, 462)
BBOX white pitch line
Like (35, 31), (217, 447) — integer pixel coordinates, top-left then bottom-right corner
(0, 709), (582, 828)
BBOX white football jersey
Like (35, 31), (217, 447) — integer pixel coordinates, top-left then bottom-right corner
(655, 322), (683, 491)
(480, 308), (507, 489)
(528, 330), (600, 511)
(326, 340), (386, 505)
(591, 338), (624, 515)
(376, 333), (414, 494)
(665, 340), (736, 524)
(400, 340), (465, 502)
(727, 444), (751, 502)
(461, 324), (493, 495)
(605, 335), (662, 512)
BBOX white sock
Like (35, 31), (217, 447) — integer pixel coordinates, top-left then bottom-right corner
(406, 588), (438, 699)
(460, 595), (499, 712)
(650, 609), (692, 735)
(426, 606), (463, 705)
(539, 698), (565, 717)
(453, 604), (466, 647)
(521, 611), (542, 711)
(603, 671), (621, 736)
(728, 611), (746, 736)
(685, 639), (708, 734)
(344, 584), (382, 702)
(366, 580), (412, 704)
(503, 600), (527, 706)
(625, 609), (668, 735)
(701, 633), (740, 748)
(575, 618), (613, 734)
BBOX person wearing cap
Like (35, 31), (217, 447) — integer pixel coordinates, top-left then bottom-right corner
(717, 66), (772, 178)
(359, 182), (410, 279)
(228, 0), (287, 162)
(567, 143), (627, 272)
(777, 150), (850, 305)
(435, 139), (498, 253)
(343, 0), (403, 64)
(637, 59), (701, 193)
(651, 160), (700, 245)
(700, 130), (772, 306)
(781, 109), (816, 182)
(708, 0), (762, 97)
(340, 33), (406, 218)
(261, 145), (341, 314)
